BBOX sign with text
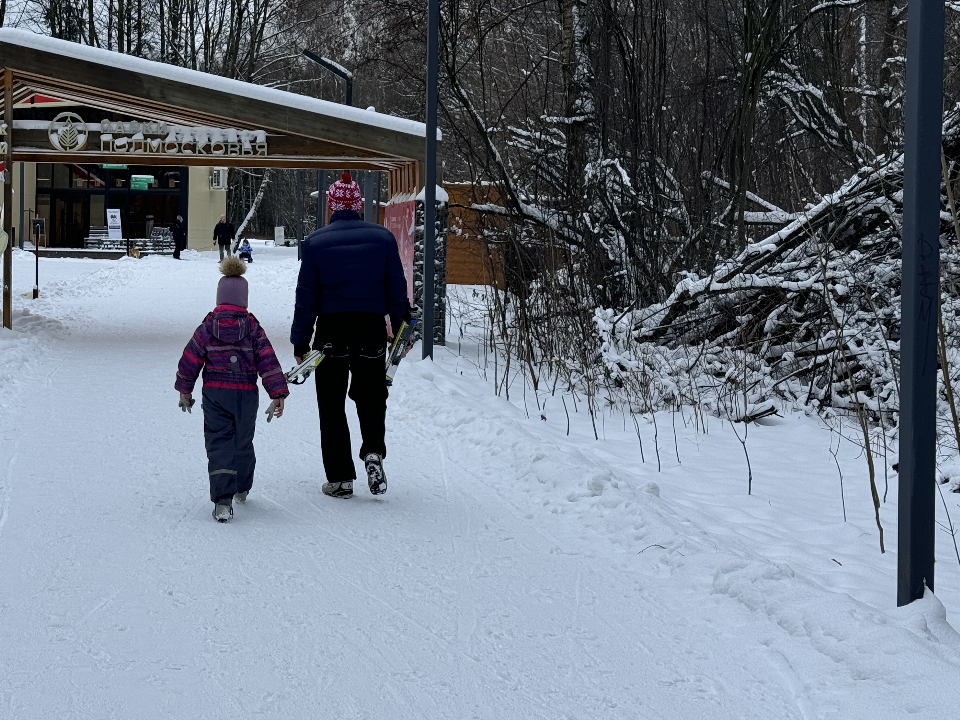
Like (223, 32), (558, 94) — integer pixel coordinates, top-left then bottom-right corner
(98, 120), (268, 157)
(130, 175), (154, 191)
(44, 115), (269, 157)
(107, 209), (122, 240)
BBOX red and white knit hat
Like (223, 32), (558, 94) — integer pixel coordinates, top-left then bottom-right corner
(327, 172), (363, 212)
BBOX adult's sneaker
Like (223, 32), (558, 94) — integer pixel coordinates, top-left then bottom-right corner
(212, 503), (233, 522)
(364, 453), (387, 495)
(322, 481), (354, 498)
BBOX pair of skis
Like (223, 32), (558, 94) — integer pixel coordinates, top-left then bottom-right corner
(386, 317), (418, 387)
(266, 317), (418, 421)
(265, 344), (331, 422)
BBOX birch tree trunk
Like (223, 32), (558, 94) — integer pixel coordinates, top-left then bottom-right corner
(233, 169), (272, 250)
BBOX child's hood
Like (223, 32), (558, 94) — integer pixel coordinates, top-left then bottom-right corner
(205, 305), (253, 342)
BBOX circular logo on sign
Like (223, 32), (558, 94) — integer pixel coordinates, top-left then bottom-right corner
(48, 112), (89, 152)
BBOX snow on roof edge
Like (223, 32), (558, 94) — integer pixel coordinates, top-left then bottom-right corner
(416, 184), (450, 204)
(0, 29), (441, 142)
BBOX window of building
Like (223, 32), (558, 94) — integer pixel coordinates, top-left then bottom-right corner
(53, 163), (70, 188)
(90, 194), (105, 228)
(36, 163), (52, 188)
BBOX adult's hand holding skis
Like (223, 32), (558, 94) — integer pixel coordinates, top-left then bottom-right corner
(267, 346), (331, 423)
(386, 315), (418, 387)
(293, 344), (311, 365)
(178, 393), (196, 413)
(287, 346), (330, 385)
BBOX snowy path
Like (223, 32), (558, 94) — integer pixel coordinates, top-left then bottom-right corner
(2, 248), (960, 719)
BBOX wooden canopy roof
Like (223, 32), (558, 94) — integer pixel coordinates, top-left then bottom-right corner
(0, 29), (429, 189)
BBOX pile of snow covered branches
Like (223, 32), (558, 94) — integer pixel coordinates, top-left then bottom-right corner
(592, 107), (960, 428)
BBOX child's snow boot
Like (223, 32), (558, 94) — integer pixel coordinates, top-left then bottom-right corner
(212, 502), (233, 522)
(235, 491), (249, 503)
(322, 481), (353, 498)
(364, 453), (387, 496)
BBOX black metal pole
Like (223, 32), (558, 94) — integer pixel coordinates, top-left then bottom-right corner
(18, 161), (24, 249)
(899, 0), (945, 607)
(364, 172), (375, 222)
(298, 170), (305, 261)
(318, 169), (326, 228)
(33, 219), (39, 299)
(422, 0), (440, 360)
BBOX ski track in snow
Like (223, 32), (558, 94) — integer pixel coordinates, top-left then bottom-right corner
(0, 247), (959, 718)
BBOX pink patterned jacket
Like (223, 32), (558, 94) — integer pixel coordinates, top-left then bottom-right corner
(175, 305), (289, 399)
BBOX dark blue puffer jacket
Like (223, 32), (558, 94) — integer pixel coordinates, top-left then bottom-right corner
(290, 210), (409, 348)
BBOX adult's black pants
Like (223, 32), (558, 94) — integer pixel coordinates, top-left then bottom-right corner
(313, 312), (388, 482)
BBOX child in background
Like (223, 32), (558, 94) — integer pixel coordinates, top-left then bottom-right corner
(238, 240), (254, 263)
(175, 256), (289, 522)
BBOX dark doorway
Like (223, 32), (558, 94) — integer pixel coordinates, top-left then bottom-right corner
(52, 193), (89, 248)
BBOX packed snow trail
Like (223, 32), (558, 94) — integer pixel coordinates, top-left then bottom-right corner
(1, 248), (960, 719)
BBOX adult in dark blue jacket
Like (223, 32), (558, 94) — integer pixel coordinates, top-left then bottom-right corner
(291, 173), (410, 499)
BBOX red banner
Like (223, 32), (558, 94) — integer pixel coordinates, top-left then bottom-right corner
(384, 200), (416, 304)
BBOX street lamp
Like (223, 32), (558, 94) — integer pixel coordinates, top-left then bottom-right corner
(303, 49), (354, 230)
(899, 0), (945, 606)
(302, 49), (353, 106)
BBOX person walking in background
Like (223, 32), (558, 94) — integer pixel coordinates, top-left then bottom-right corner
(214, 214), (235, 260)
(171, 215), (187, 260)
(175, 256), (290, 522)
(291, 173), (410, 499)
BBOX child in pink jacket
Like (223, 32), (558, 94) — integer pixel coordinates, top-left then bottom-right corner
(176, 257), (289, 522)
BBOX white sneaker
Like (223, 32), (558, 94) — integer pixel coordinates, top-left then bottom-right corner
(364, 454), (387, 495)
(212, 503), (233, 522)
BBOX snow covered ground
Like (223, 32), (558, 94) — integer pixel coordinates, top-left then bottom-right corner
(2, 245), (960, 719)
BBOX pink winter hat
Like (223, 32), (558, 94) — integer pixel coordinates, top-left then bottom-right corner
(216, 256), (248, 307)
(327, 172), (363, 212)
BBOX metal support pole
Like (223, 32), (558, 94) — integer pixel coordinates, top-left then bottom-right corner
(297, 170), (305, 261)
(3, 68), (13, 330)
(364, 171), (375, 223)
(33, 215), (39, 300)
(317, 170), (326, 229)
(899, 0), (945, 606)
(18, 161), (24, 249)
(422, 0), (440, 359)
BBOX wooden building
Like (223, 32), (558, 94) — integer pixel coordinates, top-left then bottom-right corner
(0, 28), (438, 330)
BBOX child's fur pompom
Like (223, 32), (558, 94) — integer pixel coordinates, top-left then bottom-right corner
(219, 255), (247, 277)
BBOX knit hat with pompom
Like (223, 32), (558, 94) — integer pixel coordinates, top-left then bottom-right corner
(327, 172), (363, 212)
(216, 255), (248, 308)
